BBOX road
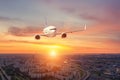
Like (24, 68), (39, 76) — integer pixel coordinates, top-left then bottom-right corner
(71, 59), (90, 80)
(82, 71), (90, 80)
(0, 67), (10, 80)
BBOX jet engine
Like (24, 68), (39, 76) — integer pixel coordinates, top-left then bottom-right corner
(61, 33), (67, 38)
(35, 35), (40, 40)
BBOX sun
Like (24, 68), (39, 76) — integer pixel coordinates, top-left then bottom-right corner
(50, 50), (57, 57)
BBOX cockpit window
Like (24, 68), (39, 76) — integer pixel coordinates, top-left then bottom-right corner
(50, 28), (56, 30)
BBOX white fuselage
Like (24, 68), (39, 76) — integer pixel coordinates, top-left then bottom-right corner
(43, 26), (57, 37)
(35, 24), (86, 40)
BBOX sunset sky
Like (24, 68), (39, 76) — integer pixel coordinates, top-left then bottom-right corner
(0, 0), (120, 54)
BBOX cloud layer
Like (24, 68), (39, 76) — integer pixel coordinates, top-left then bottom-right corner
(0, 0), (120, 53)
(8, 26), (42, 36)
(45, 0), (120, 24)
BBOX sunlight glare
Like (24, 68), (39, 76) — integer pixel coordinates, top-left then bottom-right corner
(50, 50), (57, 57)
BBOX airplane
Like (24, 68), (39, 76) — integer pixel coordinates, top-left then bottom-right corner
(35, 19), (86, 40)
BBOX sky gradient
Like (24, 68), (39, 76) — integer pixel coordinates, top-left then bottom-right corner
(0, 0), (120, 54)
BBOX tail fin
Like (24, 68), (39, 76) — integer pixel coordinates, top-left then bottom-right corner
(44, 17), (48, 27)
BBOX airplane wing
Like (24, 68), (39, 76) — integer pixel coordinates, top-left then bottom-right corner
(35, 34), (47, 39)
(40, 34), (47, 36)
(64, 29), (85, 33)
(57, 24), (86, 35)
